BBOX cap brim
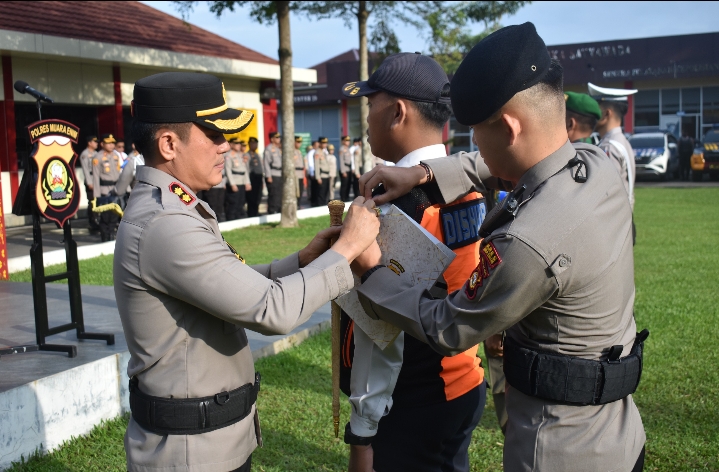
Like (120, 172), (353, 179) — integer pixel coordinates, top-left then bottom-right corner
(342, 81), (379, 98)
(195, 108), (254, 134)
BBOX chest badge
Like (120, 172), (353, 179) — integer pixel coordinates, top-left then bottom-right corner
(169, 182), (196, 205)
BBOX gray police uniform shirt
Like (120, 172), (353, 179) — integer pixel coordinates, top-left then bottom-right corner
(114, 166), (352, 472)
(599, 127), (636, 209)
(339, 144), (353, 174)
(79, 148), (94, 188)
(293, 149), (305, 179)
(91, 150), (122, 196)
(247, 150), (263, 176)
(312, 149), (331, 179)
(263, 143), (282, 178)
(356, 141), (645, 472)
(225, 150), (249, 186)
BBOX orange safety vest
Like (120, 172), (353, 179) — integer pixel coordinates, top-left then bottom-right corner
(340, 190), (487, 404)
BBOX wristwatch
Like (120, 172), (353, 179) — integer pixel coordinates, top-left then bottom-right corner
(343, 422), (373, 446)
(361, 264), (386, 284)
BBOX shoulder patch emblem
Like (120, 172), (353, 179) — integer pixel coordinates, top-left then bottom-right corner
(464, 241), (502, 300)
(168, 182), (195, 205)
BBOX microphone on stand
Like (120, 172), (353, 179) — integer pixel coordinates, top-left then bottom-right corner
(14, 80), (54, 103)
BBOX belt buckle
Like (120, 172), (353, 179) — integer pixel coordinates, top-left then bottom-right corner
(215, 391), (231, 405)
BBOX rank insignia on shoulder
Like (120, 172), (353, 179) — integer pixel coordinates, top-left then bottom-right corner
(168, 182), (195, 205)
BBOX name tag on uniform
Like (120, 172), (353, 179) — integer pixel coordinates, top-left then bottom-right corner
(440, 198), (486, 250)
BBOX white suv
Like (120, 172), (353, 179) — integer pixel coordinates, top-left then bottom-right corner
(629, 132), (679, 180)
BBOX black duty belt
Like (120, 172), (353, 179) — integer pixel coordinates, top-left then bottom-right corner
(503, 330), (649, 405)
(99, 179), (117, 186)
(231, 171), (246, 175)
(129, 372), (260, 435)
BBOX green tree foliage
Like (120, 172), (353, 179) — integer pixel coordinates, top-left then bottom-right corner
(412, 1), (529, 74)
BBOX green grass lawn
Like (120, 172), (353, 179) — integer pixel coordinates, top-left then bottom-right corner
(6, 188), (719, 471)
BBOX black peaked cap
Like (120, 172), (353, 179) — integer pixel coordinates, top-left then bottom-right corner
(342, 52), (450, 104)
(132, 72), (254, 134)
(451, 22), (551, 126)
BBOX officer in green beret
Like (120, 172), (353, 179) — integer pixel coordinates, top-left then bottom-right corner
(565, 91), (601, 144)
(115, 72), (381, 472)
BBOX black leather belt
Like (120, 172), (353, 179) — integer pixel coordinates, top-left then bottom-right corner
(99, 179), (116, 186)
(129, 372), (260, 435)
(503, 330), (648, 405)
(232, 171), (246, 175)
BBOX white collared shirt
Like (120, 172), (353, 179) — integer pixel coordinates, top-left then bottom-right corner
(394, 144), (447, 168)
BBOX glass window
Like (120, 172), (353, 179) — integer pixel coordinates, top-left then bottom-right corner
(702, 86), (719, 124)
(662, 89), (680, 115)
(629, 136), (665, 148)
(682, 88), (700, 114)
(634, 90), (659, 127)
(703, 129), (719, 142)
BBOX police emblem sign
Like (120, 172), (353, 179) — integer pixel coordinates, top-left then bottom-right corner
(28, 119), (81, 228)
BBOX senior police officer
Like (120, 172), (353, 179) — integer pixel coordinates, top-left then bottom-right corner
(565, 91), (601, 144)
(245, 137), (263, 217)
(263, 131), (283, 214)
(115, 72), (381, 472)
(355, 23), (647, 472)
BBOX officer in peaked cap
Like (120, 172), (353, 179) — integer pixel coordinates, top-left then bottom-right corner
(565, 91), (601, 144)
(263, 131), (283, 214)
(354, 23), (647, 472)
(79, 134), (100, 231)
(245, 136), (264, 217)
(115, 72), (381, 472)
(92, 133), (122, 241)
(590, 83), (638, 211)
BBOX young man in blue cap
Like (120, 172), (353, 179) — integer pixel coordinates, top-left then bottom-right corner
(355, 23), (647, 472)
(339, 53), (486, 472)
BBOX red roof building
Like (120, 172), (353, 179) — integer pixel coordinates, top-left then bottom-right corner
(0, 1), (316, 225)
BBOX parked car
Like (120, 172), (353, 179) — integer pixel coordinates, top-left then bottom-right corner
(628, 132), (679, 180)
(691, 129), (719, 181)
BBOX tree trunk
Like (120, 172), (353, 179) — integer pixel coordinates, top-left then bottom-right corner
(277, 0), (298, 227)
(358, 1), (371, 175)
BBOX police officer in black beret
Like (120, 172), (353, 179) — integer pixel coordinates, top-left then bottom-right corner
(115, 72), (381, 472)
(355, 23), (648, 472)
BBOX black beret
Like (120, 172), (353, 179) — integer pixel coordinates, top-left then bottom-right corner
(451, 22), (551, 125)
(342, 52), (450, 104)
(132, 72), (254, 134)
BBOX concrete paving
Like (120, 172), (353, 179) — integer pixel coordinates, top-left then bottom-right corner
(0, 281), (331, 393)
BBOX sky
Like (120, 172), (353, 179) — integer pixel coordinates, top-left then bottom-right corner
(145, 1), (719, 69)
